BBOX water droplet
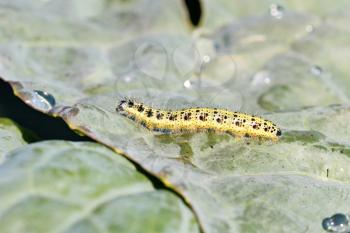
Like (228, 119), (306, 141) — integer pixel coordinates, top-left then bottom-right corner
(305, 24), (314, 33)
(269, 4), (284, 19)
(184, 80), (193, 89)
(322, 213), (350, 232)
(202, 55), (211, 63)
(252, 70), (271, 86)
(27, 90), (56, 112)
(310, 65), (323, 76)
(122, 74), (133, 83)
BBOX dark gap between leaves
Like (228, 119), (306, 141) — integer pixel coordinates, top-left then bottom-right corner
(0, 78), (92, 142)
(184, 0), (202, 27)
(0, 79), (194, 217)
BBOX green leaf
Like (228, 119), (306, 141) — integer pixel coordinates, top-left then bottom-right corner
(0, 140), (199, 233)
(65, 104), (350, 233)
(201, 0), (350, 30)
(0, 118), (27, 163)
(1, 1), (350, 233)
(0, 0), (189, 43)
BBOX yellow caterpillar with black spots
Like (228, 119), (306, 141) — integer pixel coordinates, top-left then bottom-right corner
(116, 98), (281, 140)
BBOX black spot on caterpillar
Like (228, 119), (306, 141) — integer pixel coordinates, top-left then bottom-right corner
(116, 98), (282, 140)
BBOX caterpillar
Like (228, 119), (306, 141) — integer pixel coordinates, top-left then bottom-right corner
(116, 98), (282, 140)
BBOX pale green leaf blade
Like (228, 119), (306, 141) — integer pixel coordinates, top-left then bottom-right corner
(1, 1), (350, 233)
(64, 104), (350, 233)
(0, 140), (200, 233)
(0, 118), (27, 163)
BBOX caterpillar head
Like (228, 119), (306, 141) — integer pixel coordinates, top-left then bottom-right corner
(276, 128), (282, 137)
(116, 98), (134, 113)
(116, 100), (126, 112)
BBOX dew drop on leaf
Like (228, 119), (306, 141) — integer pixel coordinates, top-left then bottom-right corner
(305, 24), (314, 33)
(251, 70), (271, 86)
(28, 90), (56, 112)
(322, 213), (350, 232)
(310, 65), (323, 76)
(183, 80), (193, 89)
(269, 4), (284, 19)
